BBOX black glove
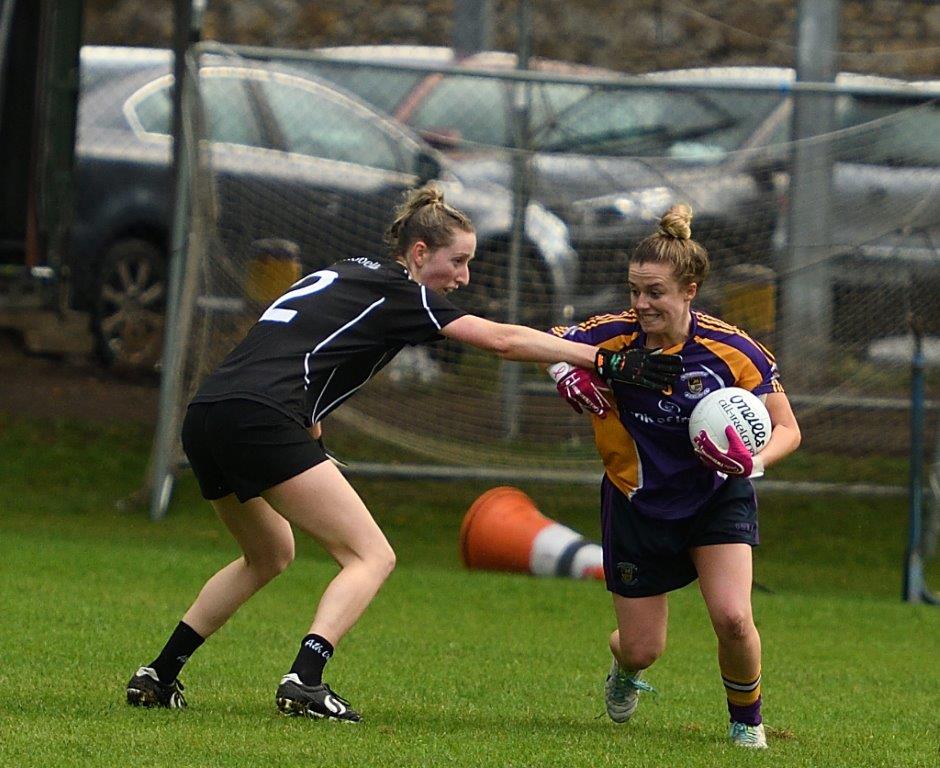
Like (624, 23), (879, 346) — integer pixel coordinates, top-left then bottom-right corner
(594, 346), (683, 390)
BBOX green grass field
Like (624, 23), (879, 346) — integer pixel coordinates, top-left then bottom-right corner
(1, 414), (938, 767)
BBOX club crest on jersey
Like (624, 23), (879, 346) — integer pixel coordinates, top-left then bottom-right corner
(681, 372), (709, 400)
(617, 561), (639, 586)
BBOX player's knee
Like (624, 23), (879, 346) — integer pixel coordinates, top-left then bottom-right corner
(713, 609), (754, 643)
(249, 541), (295, 583)
(370, 541), (396, 581)
(622, 646), (661, 671)
(618, 638), (663, 671)
(270, 542), (296, 577)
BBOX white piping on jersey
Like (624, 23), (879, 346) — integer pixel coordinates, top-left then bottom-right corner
(627, 442), (644, 500)
(309, 366), (338, 422)
(700, 363), (726, 390)
(303, 296), (387, 416)
(420, 286), (442, 330)
(312, 350), (393, 423)
(303, 295), (387, 387)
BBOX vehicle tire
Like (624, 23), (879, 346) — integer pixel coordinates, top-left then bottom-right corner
(92, 238), (166, 373)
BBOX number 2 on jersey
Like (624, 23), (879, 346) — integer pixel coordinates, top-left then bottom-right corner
(259, 269), (339, 323)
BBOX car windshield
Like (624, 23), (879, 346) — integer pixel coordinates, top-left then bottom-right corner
(837, 96), (940, 166)
(293, 61), (425, 115)
(410, 74), (511, 146)
(409, 74), (783, 158)
(534, 86), (782, 157)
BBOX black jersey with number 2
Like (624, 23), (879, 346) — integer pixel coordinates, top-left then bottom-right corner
(191, 257), (466, 427)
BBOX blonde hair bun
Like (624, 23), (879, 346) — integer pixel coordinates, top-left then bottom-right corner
(411, 183), (446, 208)
(659, 204), (693, 240)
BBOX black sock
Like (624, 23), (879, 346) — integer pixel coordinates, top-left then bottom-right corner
(289, 633), (334, 686)
(149, 621), (205, 683)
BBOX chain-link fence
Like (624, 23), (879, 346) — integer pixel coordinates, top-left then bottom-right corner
(72, 45), (940, 569)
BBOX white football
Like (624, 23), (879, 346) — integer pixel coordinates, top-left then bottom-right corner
(688, 387), (771, 456)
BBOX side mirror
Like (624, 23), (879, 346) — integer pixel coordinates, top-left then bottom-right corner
(415, 151), (441, 185)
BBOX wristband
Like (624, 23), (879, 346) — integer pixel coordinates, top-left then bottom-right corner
(547, 362), (574, 382)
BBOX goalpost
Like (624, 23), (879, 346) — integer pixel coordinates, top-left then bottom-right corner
(143, 44), (940, 600)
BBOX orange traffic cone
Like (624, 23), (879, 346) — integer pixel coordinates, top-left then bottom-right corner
(459, 486), (605, 580)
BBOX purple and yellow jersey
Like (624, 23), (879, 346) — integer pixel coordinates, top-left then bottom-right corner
(551, 309), (784, 520)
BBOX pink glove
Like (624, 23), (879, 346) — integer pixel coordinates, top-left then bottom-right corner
(555, 367), (611, 417)
(692, 425), (764, 478)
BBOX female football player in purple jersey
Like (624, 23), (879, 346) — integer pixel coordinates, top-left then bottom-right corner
(124, 184), (682, 722)
(549, 204), (800, 748)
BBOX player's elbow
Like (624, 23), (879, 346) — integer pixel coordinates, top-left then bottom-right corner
(442, 315), (516, 357)
(773, 421), (801, 460)
(471, 322), (518, 358)
(783, 419), (802, 452)
(791, 423), (802, 450)
(489, 328), (517, 358)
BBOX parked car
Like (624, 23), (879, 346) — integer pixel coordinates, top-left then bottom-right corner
(299, 46), (785, 314)
(303, 49), (940, 332)
(640, 67), (940, 343)
(71, 46), (581, 370)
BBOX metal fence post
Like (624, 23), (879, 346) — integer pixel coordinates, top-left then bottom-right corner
(500, 0), (531, 440)
(147, 0), (204, 520)
(780, 0), (839, 386)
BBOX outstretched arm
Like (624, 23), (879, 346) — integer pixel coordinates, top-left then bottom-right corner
(441, 315), (683, 392)
(441, 315), (597, 368)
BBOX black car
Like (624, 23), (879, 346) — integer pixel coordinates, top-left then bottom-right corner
(71, 46), (581, 370)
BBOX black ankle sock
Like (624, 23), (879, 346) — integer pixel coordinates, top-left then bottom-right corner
(289, 633), (334, 686)
(150, 621), (205, 683)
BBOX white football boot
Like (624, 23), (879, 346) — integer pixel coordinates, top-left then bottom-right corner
(604, 658), (655, 723)
(729, 721), (768, 748)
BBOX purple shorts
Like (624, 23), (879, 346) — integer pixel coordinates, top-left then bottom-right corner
(601, 475), (759, 597)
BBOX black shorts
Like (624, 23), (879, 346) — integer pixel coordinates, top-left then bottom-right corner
(181, 399), (328, 503)
(600, 475), (759, 598)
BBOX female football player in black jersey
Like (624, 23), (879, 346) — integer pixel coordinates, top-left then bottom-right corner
(125, 184), (683, 722)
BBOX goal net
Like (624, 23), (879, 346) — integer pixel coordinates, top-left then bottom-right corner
(149, 45), (940, 575)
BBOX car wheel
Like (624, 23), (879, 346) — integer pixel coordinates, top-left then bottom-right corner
(93, 238), (166, 373)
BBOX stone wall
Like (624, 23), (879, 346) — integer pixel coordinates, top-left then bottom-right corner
(83, 1), (940, 78)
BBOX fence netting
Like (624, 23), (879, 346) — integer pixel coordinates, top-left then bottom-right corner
(137, 45), (938, 559)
